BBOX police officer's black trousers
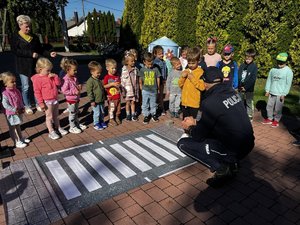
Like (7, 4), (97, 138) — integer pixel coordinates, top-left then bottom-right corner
(177, 137), (237, 172)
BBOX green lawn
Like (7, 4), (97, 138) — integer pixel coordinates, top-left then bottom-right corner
(254, 79), (300, 116)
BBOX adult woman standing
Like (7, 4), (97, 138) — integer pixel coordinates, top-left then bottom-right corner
(11, 15), (56, 114)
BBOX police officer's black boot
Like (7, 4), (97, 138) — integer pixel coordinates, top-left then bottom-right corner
(206, 164), (234, 188)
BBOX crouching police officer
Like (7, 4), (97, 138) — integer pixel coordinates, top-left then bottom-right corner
(177, 66), (255, 187)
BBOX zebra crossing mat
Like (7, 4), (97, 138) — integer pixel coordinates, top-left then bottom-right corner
(36, 127), (195, 214)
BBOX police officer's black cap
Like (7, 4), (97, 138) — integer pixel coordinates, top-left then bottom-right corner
(203, 66), (223, 83)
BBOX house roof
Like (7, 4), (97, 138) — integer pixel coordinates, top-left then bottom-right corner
(149, 36), (179, 47)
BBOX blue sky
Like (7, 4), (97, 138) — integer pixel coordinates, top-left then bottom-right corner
(64, 0), (124, 20)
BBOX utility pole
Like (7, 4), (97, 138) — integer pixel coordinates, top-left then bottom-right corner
(82, 0), (86, 33)
(61, 3), (70, 52)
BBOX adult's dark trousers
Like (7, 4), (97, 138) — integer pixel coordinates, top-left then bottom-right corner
(177, 137), (238, 172)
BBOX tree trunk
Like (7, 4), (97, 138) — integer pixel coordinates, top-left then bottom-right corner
(0, 8), (7, 52)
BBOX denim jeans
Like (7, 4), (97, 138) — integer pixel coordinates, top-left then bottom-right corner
(92, 103), (104, 125)
(19, 74), (36, 108)
(142, 90), (157, 116)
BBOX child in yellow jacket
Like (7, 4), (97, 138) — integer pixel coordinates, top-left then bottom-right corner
(178, 47), (205, 119)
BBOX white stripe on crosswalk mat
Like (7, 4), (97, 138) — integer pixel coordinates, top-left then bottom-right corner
(136, 137), (178, 162)
(110, 143), (152, 172)
(146, 134), (186, 157)
(95, 148), (136, 178)
(64, 156), (102, 192)
(123, 140), (165, 167)
(45, 160), (81, 200)
(81, 151), (120, 185)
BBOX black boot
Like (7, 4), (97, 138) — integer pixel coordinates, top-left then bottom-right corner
(206, 164), (234, 188)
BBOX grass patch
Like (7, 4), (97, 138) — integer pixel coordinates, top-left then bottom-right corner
(254, 78), (300, 116)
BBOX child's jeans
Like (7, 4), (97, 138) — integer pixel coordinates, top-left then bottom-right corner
(169, 93), (181, 113)
(92, 103), (105, 125)
(142, 90), (157, 116)
(266, 94), (284, 122)
(45, 101), (59, 133)
(68, 102), (79, 128)
(239, 91), (254, 118)
(108, 99), (121, 119)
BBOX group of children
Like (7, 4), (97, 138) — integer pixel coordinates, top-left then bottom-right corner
(0, 38), (294, 149)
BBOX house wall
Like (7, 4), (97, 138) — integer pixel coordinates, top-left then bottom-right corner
(67, 21), (87, 37)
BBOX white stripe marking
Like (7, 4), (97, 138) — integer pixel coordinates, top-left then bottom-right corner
(136, 137), (178, 161)
(64, 156), (102, 192)
(81, 151), (120, 185)
(45, 160), (81, 200)
(48, 143), (93, 155)
(110, 143), (152, 172)
(147, 134), (186, 157)
(123, 140), (165, 167)
(95, 148), (136, 178)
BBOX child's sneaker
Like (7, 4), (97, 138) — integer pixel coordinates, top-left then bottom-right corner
(108, 119), (118, 127)
(63, 108), (69, 114)
(94, 123), (104, 130)
(143, 116), (150, 124)
(152, 115), (159, 123)
(170, 111), (175, 118)
(271, 120), (279, 128)
(16, 141), (27, 148)
(79, 124), (87, 130)
(25, 107), (33, 115)
(132, 114), (138, 121)
(49, 131), (60, 140)
(69, 127), (82, 134)
(58, 127), (68, 136)
(101, 122), (107, 128)
(36, 105), (43, 112)
(262, 118), (273, 124)
(115, 117), (121, 125)
(126, 115), (131, 121)
(22, 138), (31, 143)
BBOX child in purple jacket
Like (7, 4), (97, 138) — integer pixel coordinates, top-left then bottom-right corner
(61, 58), (87, 134)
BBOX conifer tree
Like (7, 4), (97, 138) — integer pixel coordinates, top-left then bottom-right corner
(93, 8), (99, 41)
(87, 12), (94, 42)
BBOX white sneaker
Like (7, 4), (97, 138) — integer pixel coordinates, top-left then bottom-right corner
(16, 141), (27, 148)
(25, 107), (33, 115)
(79, 124), (87, 130)
(36, 105), (43, 112)
(58, 127), (68, 136)
(22, 138), (31, 143)
(48, 131), (60, 140)
(69, 127), (82, 134)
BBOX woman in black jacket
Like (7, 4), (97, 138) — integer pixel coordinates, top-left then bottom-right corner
(11, 15), (56, 114)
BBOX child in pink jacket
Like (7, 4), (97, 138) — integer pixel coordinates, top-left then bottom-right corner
(31, 58), (68, 140)
(61, 58), (87, 134)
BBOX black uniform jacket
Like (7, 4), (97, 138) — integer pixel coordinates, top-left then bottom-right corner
(191, 82), (255, 159)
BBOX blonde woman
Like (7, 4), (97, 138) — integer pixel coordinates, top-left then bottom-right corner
(11, 15), (56, 114)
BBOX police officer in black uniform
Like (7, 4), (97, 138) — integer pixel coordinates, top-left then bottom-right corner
(177, 66), (255, 187)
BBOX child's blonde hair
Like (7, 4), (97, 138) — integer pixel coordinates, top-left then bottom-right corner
(88, 61), (102, 73)
(187, 47), (201, 62)
(123, 51), (135, 66)
(0, 71), (16, 86)
(36, 57), (53, 73)
(61, 58), (78, 73)
(60, 57), (68, 69)
(105, 58), (117, 68)
(129, 48), (138, 60)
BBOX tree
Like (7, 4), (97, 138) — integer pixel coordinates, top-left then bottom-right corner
(121, 0), (145, 48)
(92, 9), (99, 41)
(175, 0), (199, 46)
(87, 12), (94, 42)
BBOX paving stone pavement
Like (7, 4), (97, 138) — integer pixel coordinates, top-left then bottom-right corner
(0, 52), (299, 224)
